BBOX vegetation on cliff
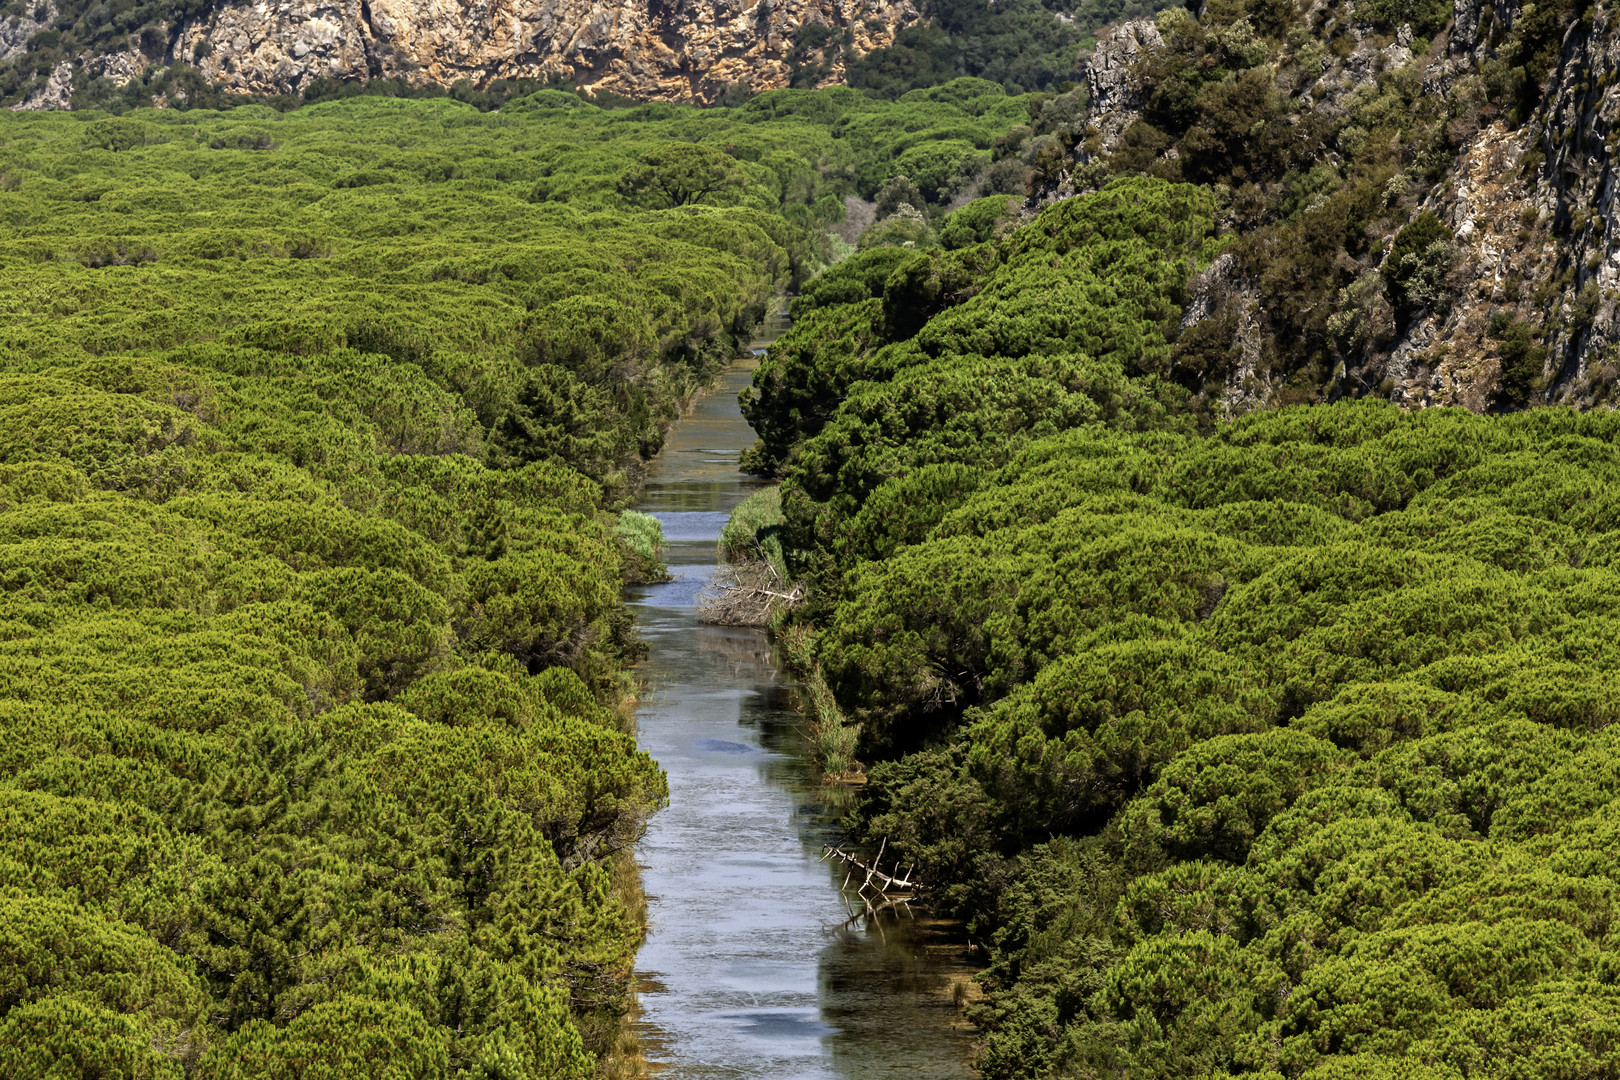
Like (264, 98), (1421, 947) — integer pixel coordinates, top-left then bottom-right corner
(834, 0), (1176, 97)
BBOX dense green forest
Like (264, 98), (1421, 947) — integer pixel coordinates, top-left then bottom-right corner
(745, 175), (1620, 1079)
(0, 83), (1026, 1077)
(835, 0), (1177, 97)
(8, 0), (1620, 1065)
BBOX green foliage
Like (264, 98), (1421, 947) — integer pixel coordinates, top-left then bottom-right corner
(614, 509), (669, 584)
(845, 0), (1178, 97)
(939, 194), (1022, 249)
(750, 166), (1620, 1080)
(852, 404), (1620, 1077)
(1495, 318), (1549, 406)
(892, 139), (986, 203)
(989, 0), (1478, 401)
(0, 88), (1035, 1078)
(739, 296), (893, 476)
(718, 485), (788, 581)
(85, 117), (156, 152)
(1384, 212), (1454, 308)
(790, 246), (915, 316)
(1354, 0), (1453, 36)
(747, 178), (1211, 607)
(0, 995), (188, 1080)
(875, 174), (926, 219)
(197, 997), (450, 1080)
(1476, 0), (1588, 122)
(856, 205), (938, 251)
(615, 143), (746, 209)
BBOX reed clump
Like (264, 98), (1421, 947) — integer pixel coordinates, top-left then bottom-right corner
(699, 484), (800, 626)
(775, 620), (862, 781)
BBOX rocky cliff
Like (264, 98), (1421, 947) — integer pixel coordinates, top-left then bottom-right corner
(1349, 0), (1620, 411)
(5, 0), (915, 107)
(1034, 0), (1620, 416)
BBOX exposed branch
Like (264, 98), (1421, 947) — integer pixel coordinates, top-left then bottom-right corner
(823, 839), (922, 898)
(696, 559), (803, 626)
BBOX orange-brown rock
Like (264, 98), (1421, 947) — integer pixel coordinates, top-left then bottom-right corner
(171, 0), (918, 102)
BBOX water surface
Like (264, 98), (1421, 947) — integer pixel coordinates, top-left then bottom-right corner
(628, 360), (980, 1079)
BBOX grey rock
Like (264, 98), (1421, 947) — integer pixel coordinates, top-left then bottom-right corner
(1079, 19), (1163, 154)
(11, 60), (73, 111)
(0, 2), (55, 64)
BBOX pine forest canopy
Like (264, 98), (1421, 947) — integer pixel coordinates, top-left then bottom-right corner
(744, 175), (1620, 1080)
(6, 3), (1620, 1074)
(0, 82), (1029, 1078)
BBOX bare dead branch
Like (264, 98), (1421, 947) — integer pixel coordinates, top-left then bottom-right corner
(696, 559), (803, 626)
(823, 840), (922, 897)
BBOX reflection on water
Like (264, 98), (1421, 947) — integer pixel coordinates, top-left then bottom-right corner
(628, 361), (979, 1079)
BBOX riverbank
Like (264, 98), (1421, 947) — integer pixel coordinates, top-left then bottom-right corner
(622, 361), (982, 1079)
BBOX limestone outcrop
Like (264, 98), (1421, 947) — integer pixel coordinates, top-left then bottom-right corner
(9, 60), (73, 111)
(0, 2), (56, 65)
(1078, 18), (1162, 154)
(161, 0), (916, 103)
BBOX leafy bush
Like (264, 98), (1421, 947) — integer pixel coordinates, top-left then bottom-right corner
(1354, 0), (1452, 36)
(875, 174), (927, 219)
(856, 204), (937, 250)
(939, 194), (1021, 249)
(616, 143), (746, 208)
(1496, 319), (1549, 405)
(845, 0), (1180, 97)
(1384, 211), (1455, 308)
(84, 118), (154, 151)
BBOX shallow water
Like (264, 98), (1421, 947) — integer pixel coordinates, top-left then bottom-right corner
(626, 360), (980, 1079)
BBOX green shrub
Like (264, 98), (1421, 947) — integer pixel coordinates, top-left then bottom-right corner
(1354, 0), (1453, 36)
(939, 194), (1021, 249)
(1384, 211), (1455, 308)
(856, 205), (937, 251)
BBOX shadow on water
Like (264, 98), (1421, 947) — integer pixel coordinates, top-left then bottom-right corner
(626, 359), (980, 1079)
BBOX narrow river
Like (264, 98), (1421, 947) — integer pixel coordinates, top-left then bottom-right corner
(624, 359), (981, 1079)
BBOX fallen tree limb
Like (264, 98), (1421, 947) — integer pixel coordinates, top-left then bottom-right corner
(823, 838), (920, 897)
(696, 559), (803, 626)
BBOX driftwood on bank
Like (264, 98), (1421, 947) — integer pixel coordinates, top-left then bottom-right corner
(823, 837), (919, 895)
(696, 559), (803, 626)
(823, 838), (923, 930)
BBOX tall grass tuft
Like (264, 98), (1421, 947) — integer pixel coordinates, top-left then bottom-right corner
(775, 620), (861, 780)
(718, 485), (788, 582)
(615, 509), (671, 584)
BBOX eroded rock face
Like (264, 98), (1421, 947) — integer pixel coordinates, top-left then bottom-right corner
(1451, 0), (1520, 61)
(92, 51), (152, 87)
(1532, 5), (1620, 402)
(0, 2), (56, 65)
(1385, 122), (1547, 411)
(1391, 3), (1620, 409)
(1078, 18), (1162, 154)
(1180, 251), (1269, 417)
(10, 60), (74, 111)
(170, 0), (917, 102)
